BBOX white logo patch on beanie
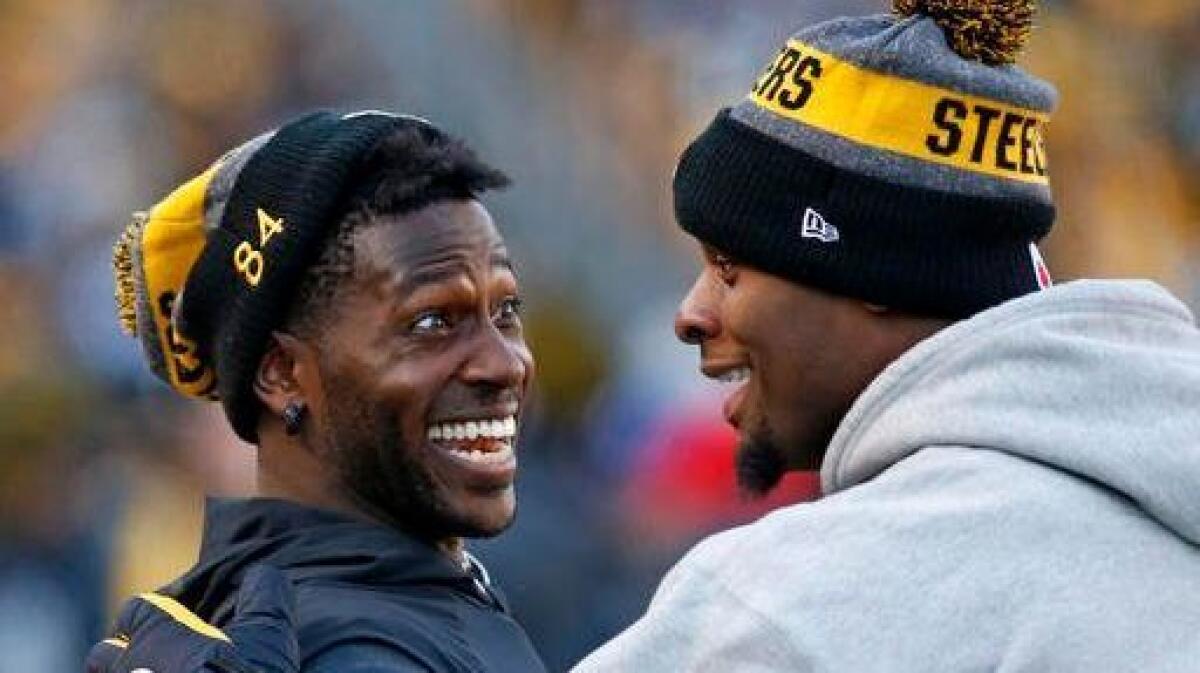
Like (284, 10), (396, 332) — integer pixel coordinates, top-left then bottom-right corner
(801, 207), (840, 243)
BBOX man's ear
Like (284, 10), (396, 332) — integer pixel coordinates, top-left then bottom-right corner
(254, 332), (315, 417)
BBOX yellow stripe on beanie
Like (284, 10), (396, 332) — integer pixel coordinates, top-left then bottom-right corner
(136, 166), (218, 398)
(748, 40), (1051, 185)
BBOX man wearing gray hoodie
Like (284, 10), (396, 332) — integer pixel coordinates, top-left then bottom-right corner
(574, 0), (1200, 670)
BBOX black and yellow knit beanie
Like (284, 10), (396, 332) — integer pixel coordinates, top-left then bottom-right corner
(674, 0), (1057, 317)
(114, 110), (431, 443)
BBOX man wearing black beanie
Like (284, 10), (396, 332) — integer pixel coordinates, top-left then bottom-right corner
(88, 111), (546, 672)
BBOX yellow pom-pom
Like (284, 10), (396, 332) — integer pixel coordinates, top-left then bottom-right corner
(894, 0), (1037, 66)
(113, 213), (146, 336)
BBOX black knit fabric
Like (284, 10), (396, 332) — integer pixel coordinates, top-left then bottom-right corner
(673, 110), (1055, 318)
(177, 111), (409, 443)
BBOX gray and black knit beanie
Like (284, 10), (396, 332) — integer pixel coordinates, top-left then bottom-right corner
(113, 110), (437, 443)
(674, 0), (1057, 317)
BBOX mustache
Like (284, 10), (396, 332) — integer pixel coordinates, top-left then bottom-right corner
(426, 382), (522, 421)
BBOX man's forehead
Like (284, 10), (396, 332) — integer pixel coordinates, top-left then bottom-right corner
(352, 214), (513, 300)
(358, 202), (508, 269)
(377, 249), (513, 303)
(393, 247), (513, 282)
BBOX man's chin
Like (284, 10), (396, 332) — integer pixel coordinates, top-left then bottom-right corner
(735, 433), (788, 499)
(460, 520), (514, 539)
(445, 495), (518, 539)
(451, 516), (515, 540)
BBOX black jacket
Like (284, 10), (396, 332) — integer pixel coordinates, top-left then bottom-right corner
(164, 498), (547, 672)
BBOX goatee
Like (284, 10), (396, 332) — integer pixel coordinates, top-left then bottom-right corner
(735, 430), (787, 498)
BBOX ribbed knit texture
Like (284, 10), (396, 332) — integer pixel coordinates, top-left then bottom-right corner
(178, 111), (408, 442)
(674, 110), (1054, 317)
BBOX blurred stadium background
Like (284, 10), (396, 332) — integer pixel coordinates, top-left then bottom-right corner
(0, 0), (1197, 670)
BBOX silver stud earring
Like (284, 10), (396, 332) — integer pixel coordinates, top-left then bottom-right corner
(282, 401), (306, 436)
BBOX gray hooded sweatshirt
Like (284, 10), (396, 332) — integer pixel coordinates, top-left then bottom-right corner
(575, 280), (1200, 672)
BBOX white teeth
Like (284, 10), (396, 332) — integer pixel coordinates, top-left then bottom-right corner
(717, 367), (751, 384)
(444, 443), (515, 464)
(426, 416), (518, 445)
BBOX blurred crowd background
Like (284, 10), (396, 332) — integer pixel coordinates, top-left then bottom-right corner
(0, 0), (1197, 670)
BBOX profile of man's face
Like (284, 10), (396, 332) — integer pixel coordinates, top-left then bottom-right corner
(675, 245), (882, 496)
(307, 200), (533, 541)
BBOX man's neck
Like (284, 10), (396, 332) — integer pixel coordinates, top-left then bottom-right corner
(255, 442), (351, 514)
(256, 435), (465, 568)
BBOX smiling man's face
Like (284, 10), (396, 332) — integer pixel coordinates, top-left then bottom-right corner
(674, 245), (891, 496)
(305, 199), (533, 540)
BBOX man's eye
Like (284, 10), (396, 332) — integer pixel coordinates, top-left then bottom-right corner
(411, 312), (450, 333)
(494, 297), (524, 325)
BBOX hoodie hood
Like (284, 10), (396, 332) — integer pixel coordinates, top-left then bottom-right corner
(166, 497), (483, 624)
(822, 279), (1200, 545)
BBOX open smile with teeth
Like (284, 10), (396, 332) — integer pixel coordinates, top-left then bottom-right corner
(706, 364), (753, 426)
(426, 416), (518, 464)
(717, 366), (752, 384)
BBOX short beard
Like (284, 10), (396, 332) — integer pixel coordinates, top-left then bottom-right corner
(318, 366), (491, 542)
(735, 429), (788, 499)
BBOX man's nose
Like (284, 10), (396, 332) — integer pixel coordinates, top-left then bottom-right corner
(674, 275), (721, 345)
(462, 325), (529, 389)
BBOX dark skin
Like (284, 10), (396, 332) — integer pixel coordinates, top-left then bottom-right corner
(675, 244), (949, 495)
(252, 200), (533, 563)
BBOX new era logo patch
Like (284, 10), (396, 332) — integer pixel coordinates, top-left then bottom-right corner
(801, 207), (839, 243)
